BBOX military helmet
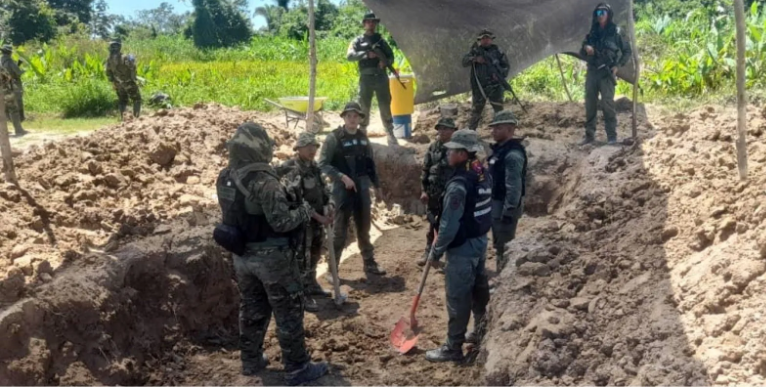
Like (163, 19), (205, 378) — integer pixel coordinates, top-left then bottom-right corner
(340, 101), (366, 118)
(477, 29), (495, 40)
(293, 132), (320, 150)
(0, 44), (12, 54)
(444, 129), (483, 153)
(363, 12), (380, 23)
(434, 117), (458, 131)
(489, 110), (519, 127)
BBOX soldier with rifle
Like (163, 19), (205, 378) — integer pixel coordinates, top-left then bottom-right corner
(462, 29), (522, 131)
(579, 3), (632, 145)
(346, 12), (399, 147)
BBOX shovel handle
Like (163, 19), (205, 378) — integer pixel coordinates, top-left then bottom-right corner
(413, 231), (438, 308)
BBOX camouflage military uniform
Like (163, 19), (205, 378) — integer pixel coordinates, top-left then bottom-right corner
(420, 117), (457, 263)
(276, 133), (331, 299)
(221, 123), (318, 377)
(580, 3), (632, 144)
(346, 13), (398, 146)
(462, 30), (509, 131)
(105, 40), (142, 119)
(1, 46), (26, 136)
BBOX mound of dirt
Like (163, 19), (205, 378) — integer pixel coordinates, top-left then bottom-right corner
(483, 104), (766, 386)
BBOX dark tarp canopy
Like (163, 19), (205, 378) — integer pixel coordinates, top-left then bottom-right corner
(363, 0), (637, 104)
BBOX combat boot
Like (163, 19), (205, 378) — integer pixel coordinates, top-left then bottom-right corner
(118, 103), (127, 121)
(133, 101), (141, 118)
(241, 353), (269, 376)
(364, 260), (386, 276)
(387, 133), (399, 147)
(304, 295), (320, 313)
(579, 136), (595, 146)
(285, 361), (329, 386)
(305, 275), (331, 298)
(425, 345), (464, 363)
(417, 249), (429, 267)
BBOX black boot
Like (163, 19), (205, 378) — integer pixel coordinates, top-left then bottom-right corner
(118, 103), (127, 121)
(364, 260), (386, 276)
(133, 100), (141, 118)
(241, 353), (269, 376)
(417, 248), (430, 267)
(579, 136), (595, 146)
(304, 295), (320, 313)
(305, 275), (331, 298)
(425, 345), (464, 363)
(285, 361), (329, 386)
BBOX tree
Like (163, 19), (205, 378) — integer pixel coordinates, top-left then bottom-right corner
(254, 4), (284, 33)
(47, 0), (95, 24)
(89, 0), (111, 39)
(0, 0), (57, 44)
(734, 0), (748, 179)
(191, 0), (251, 48)
(136, 2), (188, 35)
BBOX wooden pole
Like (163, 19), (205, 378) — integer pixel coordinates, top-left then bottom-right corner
(306, 0), (318, 134)
(555, 54), (573, 102)
(733, 0), (748, 180)
(0, 96), (18, 184)
(627, 0), (640, 139)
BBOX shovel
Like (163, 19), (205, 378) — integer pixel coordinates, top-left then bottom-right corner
(390, 232), (438, 354)
(325, 219), (347, 308)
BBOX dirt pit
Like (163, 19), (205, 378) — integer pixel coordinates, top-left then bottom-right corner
(2, 99), (766, 386)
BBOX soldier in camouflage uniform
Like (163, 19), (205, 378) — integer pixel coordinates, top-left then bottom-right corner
(346, 12), (399, 147)
(105, 39), (142, 121)
(418, 117), (458, 266)
(580, 3), (632, 145)
(1, 45), (27, 136)
(462, 30), (509, 131)
(220, 123), (329, 385)
(276, 132), (333, 313)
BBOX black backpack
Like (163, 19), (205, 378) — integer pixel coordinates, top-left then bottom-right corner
(213, 167), (256, 255)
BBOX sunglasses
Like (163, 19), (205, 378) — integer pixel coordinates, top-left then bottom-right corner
(596, 9), (607, 16)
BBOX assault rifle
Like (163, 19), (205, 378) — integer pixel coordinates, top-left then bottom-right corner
(473, 45), (527, 113)
(362, 38), (406, 89)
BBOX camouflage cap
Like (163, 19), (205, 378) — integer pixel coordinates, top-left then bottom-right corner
(227, 122), (275, 166)
(1, 45), (12, 53)
(477, 29), (495, 40)
(340, 101), (366, 118)
(434, 117), (458, 131)
(489, 110), (519, 127)
(444, 129), (483, 153)
(363, 12), (380, 22)
(293, 132), (320, 150)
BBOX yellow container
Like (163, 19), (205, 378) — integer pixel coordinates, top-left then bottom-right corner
(278, 97), (328, 113)
(389, 74), (415, 116)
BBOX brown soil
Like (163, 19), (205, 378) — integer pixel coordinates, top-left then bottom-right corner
(2, 99), (765, 386)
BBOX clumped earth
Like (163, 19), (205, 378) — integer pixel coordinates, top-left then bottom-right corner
(1, 99), (765, 386)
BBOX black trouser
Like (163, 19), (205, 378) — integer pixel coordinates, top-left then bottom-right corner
(584, 69), (617, 141)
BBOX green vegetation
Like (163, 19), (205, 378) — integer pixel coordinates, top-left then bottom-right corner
(1, 0), (762, 119)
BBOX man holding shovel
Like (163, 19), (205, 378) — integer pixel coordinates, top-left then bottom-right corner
(425, 129), (492, 363)
(319, 102), (387, 278)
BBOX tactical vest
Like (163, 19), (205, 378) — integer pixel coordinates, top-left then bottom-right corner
(214, 167), (287, 254)
(426, 142), (453, 197)
(445, 161), (493, 249)
(353, 34), (387, 73)
(330, 127), (375, 181)
(488, 139), (527, 204)
(586, 25), (623, 69)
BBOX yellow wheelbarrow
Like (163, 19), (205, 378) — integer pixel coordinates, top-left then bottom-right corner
(265, 97), (329, 131)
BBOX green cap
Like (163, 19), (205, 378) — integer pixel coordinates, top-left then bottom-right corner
(477, 29), (495, 40)
(1, 45), (12, 53)
(444, 129), (482, 153)
(489, 110), (519, 126)
(293, 132), (320, 150)
(340, 101), (366, 118)
(435, 117), (458, 130)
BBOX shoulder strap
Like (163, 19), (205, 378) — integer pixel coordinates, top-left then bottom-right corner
(231, 163), (276, 197)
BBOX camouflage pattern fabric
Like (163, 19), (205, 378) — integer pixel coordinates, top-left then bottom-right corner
(0, 58), (24, 133)
(105, 54), (142, 104)
(421, 139), (454, 254)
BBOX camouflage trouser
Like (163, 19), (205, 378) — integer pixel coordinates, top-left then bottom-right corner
(3, 91), (23, 133)
(233, 246), (309, 372)
(358, 72), (394, 135)
(303, 220), (324, 285)
(114, 81), (142, 104)
(584, 69), (617, 141)
(469, 83), (504, 131)
(444, 251), (490, 350)
(331, 176), (374, 263)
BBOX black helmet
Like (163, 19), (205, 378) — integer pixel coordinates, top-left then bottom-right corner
(362, 12), (380, 23)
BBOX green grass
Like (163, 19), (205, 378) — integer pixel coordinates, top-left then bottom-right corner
(23, 115), (116, 135)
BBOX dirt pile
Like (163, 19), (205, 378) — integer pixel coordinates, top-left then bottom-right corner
(483, 103), (766, 386)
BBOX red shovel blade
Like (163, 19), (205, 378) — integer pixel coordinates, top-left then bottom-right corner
(390, 316), (419, 354)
